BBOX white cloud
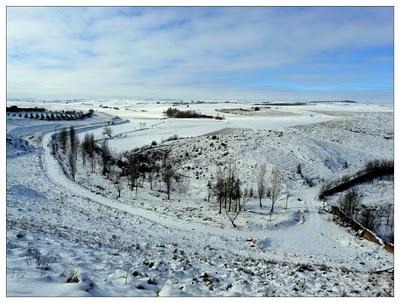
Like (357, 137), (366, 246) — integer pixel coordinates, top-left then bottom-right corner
(7, 7), (393, 102)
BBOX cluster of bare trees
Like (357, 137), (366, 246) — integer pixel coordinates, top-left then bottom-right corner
(100, 140), (112, 177)
(256, 164), (282, 213)
(270, 167), (282, 213)
(121, 151), (183, 200)
(58, 128), (68, 153)
(360, 204), (394, 244)
(339, 188), (394, 243)
(81, 133), (96, 172)
(256, 163), (267, 207)
(210, 161), (242, 227)
(162, 157), (175, 200)
(55, 126), (79, 181)
(126, 154), (140, 193)
(208, 161), (285, 226)
(339, 188), (361, 218)
(54, 126), (185, 200)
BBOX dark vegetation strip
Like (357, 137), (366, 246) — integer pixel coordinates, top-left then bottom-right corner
(7, 105), (45, 112)
(163, 107), (224, 120)
(7, 106), (94, 121)
(319, 159), (393, 200)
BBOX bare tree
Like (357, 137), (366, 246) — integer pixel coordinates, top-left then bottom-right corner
(148, 170), (155, 190)
(213, 166), (225, 214)
(270, 167), (281, 213)
(69, 126), (78, 159)
(225, 197), (241, 228)
(241, 187), (251, 212)
(101, 140), (111, 177)
(256, 163), (267, 207)
(59, 128), (68, 153)
(162, 157), (175, 200)
(80, 139), (87, 166)
(111, 167), (123, 198)
(68, 149), (76, 181)
(233, 178), (242, 212)
(225, 208), (241, 228)
(339, 188), (361, 218)
(207, 180), (212, 202)
(86, 134), (96, 172)
(225, 160), (238, 212)
(285, 191), (290, 210)
(74, 136), (80, 160)
(50, 134), (57, 155)
(386, 203), (394, 243)
(127, 154), (140, 194)
(361, 208), (375, 230)
(103, 126), (112, 139)
(175, 175), (188, 202)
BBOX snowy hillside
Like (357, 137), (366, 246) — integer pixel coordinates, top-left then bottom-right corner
(6, 101), (394, 296)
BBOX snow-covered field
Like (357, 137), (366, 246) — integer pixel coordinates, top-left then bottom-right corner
(6, 100), (394, 296)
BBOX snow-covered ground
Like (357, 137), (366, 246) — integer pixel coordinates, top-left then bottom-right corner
(6, 101), (394, 296)
(9, 100), (392, 153)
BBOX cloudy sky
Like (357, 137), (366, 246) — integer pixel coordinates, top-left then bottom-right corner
(7, 7), (393, 102)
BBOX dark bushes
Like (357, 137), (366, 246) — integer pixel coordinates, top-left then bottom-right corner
(7, 105), (45, 112)
(364, 159), (394, 174)
(163, 107), (223, 120)
(338, 189), (361, 218)
(319, 159), (394, 199)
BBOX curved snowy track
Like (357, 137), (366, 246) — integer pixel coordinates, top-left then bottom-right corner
(38, 119), (389, 260)
(41, 128), (274, 239)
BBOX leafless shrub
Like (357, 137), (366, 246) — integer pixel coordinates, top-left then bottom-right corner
(339, 188), (361, 218)
(257, 163), (267, 207)
(65, 270), (79, 283)
(58, 128), (68, 153)
(103, 126), (112, 138)
(270, 167), (281, 213)
(111, 166), (123, 198)
(68, 149), (77, 181)
(101, 140), (111, 176)
(162, 154), (175, 200)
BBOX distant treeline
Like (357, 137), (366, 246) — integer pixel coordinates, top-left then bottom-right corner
(310, 100), (357, 104)
(252, 100), (357, 106)
(7, 105), (46, 112)
(163, 107), (223, 120)
(253, 102), (308, 106)
(7, 106), (94, 121)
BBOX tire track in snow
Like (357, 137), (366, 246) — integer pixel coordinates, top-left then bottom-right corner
(38, 120), (383, 259)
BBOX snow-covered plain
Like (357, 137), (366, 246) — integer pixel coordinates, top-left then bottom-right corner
(6, 100), (394, 296)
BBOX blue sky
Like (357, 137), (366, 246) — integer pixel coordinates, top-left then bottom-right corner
(7, 7), (393, 103)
